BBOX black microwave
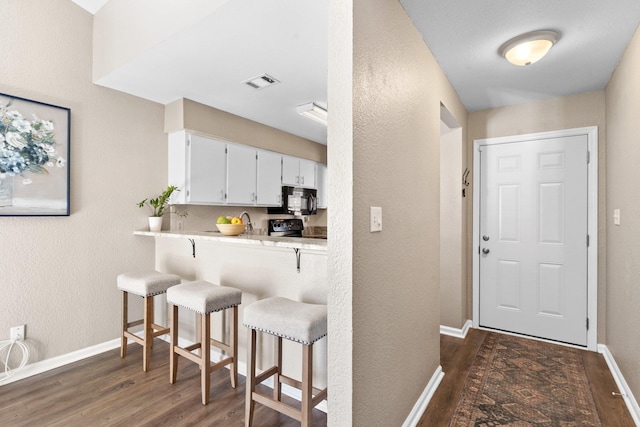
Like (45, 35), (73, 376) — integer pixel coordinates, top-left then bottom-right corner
(267, 186), (317, 215)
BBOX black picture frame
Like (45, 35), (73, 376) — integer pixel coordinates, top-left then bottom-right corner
(0, 93), (70, 216)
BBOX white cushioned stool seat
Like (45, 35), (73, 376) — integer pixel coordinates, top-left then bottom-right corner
(167, 280), (242, 405)
(117, 270), (181, 372)
(244, 297), (327, 345)
(244, 296), (327, 426)
(117, 270), (181, 297)
(167, 280), (242, 314)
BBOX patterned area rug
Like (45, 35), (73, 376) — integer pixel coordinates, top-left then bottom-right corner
(449, 332), (602, 427)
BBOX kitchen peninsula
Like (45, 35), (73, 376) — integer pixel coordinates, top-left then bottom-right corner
(134, 228), (328, 394)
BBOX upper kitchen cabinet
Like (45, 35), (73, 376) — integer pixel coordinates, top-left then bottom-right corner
(256, 149), (282, 206)
(169, 131), (226, 204)
(282, 155), (316, 188)
(226, 144), (257, 205)
(316, 163), (328, 209)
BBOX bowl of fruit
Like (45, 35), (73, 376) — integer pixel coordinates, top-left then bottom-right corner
(216, 216), (247, 236)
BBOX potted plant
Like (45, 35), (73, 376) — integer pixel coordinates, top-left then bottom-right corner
(138, 185), (180, 231)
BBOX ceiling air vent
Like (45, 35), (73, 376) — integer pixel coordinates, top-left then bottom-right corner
(243, 74), (280, 90)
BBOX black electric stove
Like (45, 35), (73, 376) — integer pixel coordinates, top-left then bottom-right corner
(268, 218), (304, 237)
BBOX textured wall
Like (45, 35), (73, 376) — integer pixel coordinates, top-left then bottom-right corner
(440, 125), (466, 328)
(605, 23), (640, 403)
(0, 0), (165, 361)
(468, 91), (607, 341)
(326, 0), (468, 424)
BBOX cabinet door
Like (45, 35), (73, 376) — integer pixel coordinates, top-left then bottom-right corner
(316, 163), (328, 208)
(299, 159), (316, 188)
(282, 155), (300, 186)
(187, 134), (226, 204)
(256, 150), (282, 206)
(226, 143), (257, 205)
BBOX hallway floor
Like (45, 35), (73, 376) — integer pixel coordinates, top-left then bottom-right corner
(418, 329), (635, 426)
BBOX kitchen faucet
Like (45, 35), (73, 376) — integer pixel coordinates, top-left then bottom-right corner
(240, 211), (253, 235)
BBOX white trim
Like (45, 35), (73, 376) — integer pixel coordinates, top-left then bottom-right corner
(0, 338), (121, 386)
(402, 365), (445, 427)
(472, 126), (598, 351)
(440, 320), (472, 339)
(598, 344), (640, 426)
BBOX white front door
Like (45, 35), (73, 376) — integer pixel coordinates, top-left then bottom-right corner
(478, 134), (588, 346)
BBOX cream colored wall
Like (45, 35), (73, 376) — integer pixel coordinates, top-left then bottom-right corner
(165, 98), (327, 163)
(467, 91), (607, 341)
(93, 0), (230, 81)
(440, 124), (466, 328)
(327, 0), (467, 424)
(0, 1), (166, 361)
(605, 24), (640, 403)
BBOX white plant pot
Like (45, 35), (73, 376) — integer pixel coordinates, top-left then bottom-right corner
(148, 216), (163, 232)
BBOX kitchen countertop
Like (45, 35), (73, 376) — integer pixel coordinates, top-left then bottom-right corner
(134, 229), (327, 251)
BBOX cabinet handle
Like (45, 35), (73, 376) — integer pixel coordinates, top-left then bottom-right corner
(301, 176), (305, 185)
(296, 176), (299, 184)
(252, 192), (256, 202)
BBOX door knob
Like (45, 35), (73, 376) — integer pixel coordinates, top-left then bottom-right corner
(483, 235), (490, 241)
(482, 248), (490, 254)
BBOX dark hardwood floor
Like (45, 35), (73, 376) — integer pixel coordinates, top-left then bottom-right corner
(0, 341), (326, 426)
(1, 330), (634, 426)
(418, 329), (636, 427)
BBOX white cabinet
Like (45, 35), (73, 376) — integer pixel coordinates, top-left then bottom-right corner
(226, 144), (257, 205)
(316, 163), (328, 209)
(168, 131), (226, 204)
(256, 150), (282, 206)
(282, 155), (316, 188)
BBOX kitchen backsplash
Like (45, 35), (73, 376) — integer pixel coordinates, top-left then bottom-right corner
(168, 204), (327, 234)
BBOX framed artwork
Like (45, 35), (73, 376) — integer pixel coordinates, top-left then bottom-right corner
(0, 93), (70, 216)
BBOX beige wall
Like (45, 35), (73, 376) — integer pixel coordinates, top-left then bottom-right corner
(468, 91), (607, 341)
(605, 24), (640, 402)
(440, 124), (466, 328)
(165, 98), (327, 163)
(328, 0), (467, 424)
(0, 0), (166, 361)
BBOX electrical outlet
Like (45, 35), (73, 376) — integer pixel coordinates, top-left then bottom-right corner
(11, 325), (25, 341)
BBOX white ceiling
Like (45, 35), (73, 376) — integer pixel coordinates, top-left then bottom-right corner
(400, 0), (640, 112)
(73, 0), (640, 143)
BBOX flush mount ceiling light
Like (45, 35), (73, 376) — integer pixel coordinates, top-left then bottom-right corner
(499, 30), (559, 66)
(297, 102), (327, 126)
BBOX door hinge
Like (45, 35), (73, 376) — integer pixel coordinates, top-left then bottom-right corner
(587, 234), (590, 247)
(587, 151), (591, 164)
(586, 318), (590, 330)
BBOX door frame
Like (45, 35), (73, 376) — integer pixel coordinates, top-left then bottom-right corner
(472, 126), (598, 351)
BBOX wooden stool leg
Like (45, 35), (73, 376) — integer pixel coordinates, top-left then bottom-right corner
(245, 329), (257, 427)
(230, 306), (238, 388)
(170, 304), (178, 384)
(201, 313), (211, 405)
(120, 291), (128, 358)
(143, 295), (154, 372)
(301, 344), (313, 427)
(273, 336), (283, 401)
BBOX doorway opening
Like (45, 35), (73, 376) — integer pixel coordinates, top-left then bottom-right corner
(472, 127), (598, 351)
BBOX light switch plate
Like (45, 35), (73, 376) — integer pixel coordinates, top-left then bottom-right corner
(613, 208), (621, 226)
(370, 206), (382, 232)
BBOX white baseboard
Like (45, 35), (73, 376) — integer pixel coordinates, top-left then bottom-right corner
(1, 334), (327, 413)
(598, 344), (640, 426)
(402, 365), (444, 427)
(0, 338), (122, 386)
(440, 320), (472, 339)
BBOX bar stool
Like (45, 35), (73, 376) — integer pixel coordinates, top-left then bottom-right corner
(117, 270), (181, 372)
(166, 280), (242, 405)
(243, 297), (327, 427)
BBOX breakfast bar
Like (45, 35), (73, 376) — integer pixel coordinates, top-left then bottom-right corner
(133, 229), (328, 400)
